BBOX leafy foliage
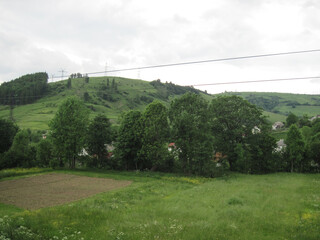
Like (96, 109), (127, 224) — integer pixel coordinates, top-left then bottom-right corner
(86, 114), (112, 168)
(286, 112), (299, 127)
(0, 72), (48, 105)
(210, 95), (266, 171)
(49, 97), (89, 168)
(169, 93), (214, 175)
(139, 101), (170, 170)
(285, 125), (305, 172)
(0, 118), (19, 154)
(114, 111), (143, 170)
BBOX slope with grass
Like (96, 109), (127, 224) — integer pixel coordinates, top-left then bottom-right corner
(0, 77), (210, 130)
(223, 92), (320, 118)
(0, 169), (319, 240)
(1, 75), (320, 130)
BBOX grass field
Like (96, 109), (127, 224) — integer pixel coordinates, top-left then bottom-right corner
(0, 169), (319, 240)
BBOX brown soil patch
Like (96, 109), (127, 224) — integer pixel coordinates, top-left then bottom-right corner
(0, 173), (132, 210)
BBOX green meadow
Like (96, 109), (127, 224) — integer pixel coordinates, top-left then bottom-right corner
(0, 169), (319, 240)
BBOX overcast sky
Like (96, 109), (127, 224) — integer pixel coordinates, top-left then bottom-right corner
(1, 0), (320, 94)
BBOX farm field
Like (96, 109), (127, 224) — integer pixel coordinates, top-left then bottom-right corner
(0, 169), (319, 240)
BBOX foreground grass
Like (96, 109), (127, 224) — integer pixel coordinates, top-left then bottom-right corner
(0, 169), (319, 240)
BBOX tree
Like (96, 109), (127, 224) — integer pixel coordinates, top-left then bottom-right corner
(210, 95), (265, 171)
(0, 118), (19, 154)
(84, 75), (89, 83)
(2, 130), (34, 168)
(83, 92), (90, 102)
(86, 114), (112, 168)
(67, 78), (72, 89)
(169, 93), (213, 175)
(285, 124), (305, 172)
(286, 112), (298, 127)
(139, 101), (169, 170)
(36, 139), (53, 167)
(49, 97), (89, 168)
(298, 114), (311, 127)
(246, 130), (277, 173)
(114, 111), (143, 170)
(309, 133), (320, 171)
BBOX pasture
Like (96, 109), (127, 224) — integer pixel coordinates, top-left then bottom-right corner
(0, 169), (319, 240)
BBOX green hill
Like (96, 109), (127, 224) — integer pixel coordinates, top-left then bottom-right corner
(1, 74), (320, 131)
(0, 76), (211, 130)
(221, 92), (320, 122)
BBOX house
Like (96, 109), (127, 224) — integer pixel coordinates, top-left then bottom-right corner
(252, 126), (261, 134)
(168, 142), (176, 151)
(309, 115), (320, 121)
(272, 122), (284, 130)
(275, 139), (286, 152)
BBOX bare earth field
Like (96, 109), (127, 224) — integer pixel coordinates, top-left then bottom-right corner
(0, 173), (132, 210)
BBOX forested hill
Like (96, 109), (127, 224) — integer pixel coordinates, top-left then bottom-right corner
(0, 72), (48, 105)
(0, 75), (210, 130)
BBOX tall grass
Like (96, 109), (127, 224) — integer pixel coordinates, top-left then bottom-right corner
(0, 170), (319, 240)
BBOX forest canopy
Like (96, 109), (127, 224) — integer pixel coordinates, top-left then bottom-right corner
(0, 72), (48, 105)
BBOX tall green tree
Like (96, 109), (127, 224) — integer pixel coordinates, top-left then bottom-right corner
(0, 118), (19, 154)
(285, 124), (305, 172)
(86, 114), (112, 168)
(286, 112), (298, 127)
(2, 130), (34, 168)
(67, 78), (72, 89)
(169, 93), (213, 175)
(49, 97), (89, 168)
(139, 101), (169, 170)
(210, 95), (266, 171)
(114, 111), (143, 170)
(36, 139), (53, 167)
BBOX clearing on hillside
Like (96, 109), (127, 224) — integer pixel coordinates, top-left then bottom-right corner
(0, 173), (132, 210)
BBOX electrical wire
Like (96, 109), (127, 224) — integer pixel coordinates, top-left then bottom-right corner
(49, 49), (320, 78)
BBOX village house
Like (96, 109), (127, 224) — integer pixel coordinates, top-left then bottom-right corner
(275, 139), (286, 152)
(272, 121), (285, 130)
(309, 115), (320, 121)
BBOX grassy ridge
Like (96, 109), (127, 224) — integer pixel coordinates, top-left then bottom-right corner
(0, 77), (210, 130)
(0, 169), (319, 239)
(1, 76), (320, 130)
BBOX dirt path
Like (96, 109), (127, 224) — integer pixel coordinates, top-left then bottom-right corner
(0, 173), (132, 210)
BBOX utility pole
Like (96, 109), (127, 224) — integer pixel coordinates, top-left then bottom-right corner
(58, 69), (67, 80)
(105, 62), (108, 76)
(51, 74), (55, 83)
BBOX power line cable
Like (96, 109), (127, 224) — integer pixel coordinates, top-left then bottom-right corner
(191, 76), (320, 87)
(51, 49), (320, 79)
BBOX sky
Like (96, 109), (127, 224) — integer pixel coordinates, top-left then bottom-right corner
(1, 0), (320, 94)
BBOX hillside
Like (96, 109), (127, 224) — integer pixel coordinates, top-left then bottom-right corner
(1, 74), (320, 131)
(0, 76), (211, 130)
(221, 92), (320, 122)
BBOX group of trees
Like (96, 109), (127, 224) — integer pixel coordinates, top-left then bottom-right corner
(1, 93), (319, 176)
(283, 113), (320, 173)
(115, 94), (286, 176)
(0, 72), (48, 105)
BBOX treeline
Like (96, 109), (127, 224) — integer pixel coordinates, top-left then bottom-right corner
(1, 93), (319, 176)
(150, 79), (207, 100)
(0, 72), (48, 105)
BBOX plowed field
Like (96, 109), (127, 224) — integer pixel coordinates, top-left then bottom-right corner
(0, 173), (132, 210)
